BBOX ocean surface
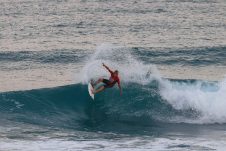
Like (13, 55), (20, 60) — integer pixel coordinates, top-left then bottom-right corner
(1, 0), (226, 150)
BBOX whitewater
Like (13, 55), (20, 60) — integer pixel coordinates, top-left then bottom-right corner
(1, 0), (226, 150)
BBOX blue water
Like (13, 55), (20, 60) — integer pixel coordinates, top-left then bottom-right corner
(0, 0), (226, 150)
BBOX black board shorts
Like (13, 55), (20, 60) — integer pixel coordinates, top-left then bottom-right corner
(103, 79), (114, 88)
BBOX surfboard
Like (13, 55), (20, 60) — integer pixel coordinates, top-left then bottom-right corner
(88, 82), (94, 100)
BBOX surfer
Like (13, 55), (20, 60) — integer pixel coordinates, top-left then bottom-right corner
(91, 63), (122, 95)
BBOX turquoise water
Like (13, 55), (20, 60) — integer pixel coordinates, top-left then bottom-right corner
(0, 0), (226, 150)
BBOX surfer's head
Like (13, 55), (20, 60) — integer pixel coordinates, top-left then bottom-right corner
(114, 70), (119, 76)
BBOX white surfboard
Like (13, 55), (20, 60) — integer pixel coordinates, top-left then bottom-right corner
(88, 82), (94, 100)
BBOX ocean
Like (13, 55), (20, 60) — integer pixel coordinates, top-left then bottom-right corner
(0, 0), (226, 150)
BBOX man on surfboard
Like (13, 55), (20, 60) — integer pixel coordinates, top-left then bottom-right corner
(91, 63), (122, 95)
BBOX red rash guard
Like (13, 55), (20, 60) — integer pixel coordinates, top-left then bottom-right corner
(108, 70), (120, 87)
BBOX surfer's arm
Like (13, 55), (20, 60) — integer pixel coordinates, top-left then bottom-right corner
(103, 63), (113, 74)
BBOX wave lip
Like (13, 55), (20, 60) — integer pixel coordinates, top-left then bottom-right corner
(160, 78), (226, 124)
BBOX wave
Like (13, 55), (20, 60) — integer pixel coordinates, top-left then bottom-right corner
(1, 46), (225, 66)
(79, 43), (226, 125)
(0, 77), (225, 132)
(131, 46), (226, 66)
(1, 44), (226, 132)
(0, 49), (86, 64)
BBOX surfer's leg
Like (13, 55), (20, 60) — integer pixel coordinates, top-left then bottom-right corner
(91, 79), (95, 87)
(93, 86), (105, 94)
(93, 78), (103, 86)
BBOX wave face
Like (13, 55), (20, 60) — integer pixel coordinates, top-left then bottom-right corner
(0, 78), (225, 133)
